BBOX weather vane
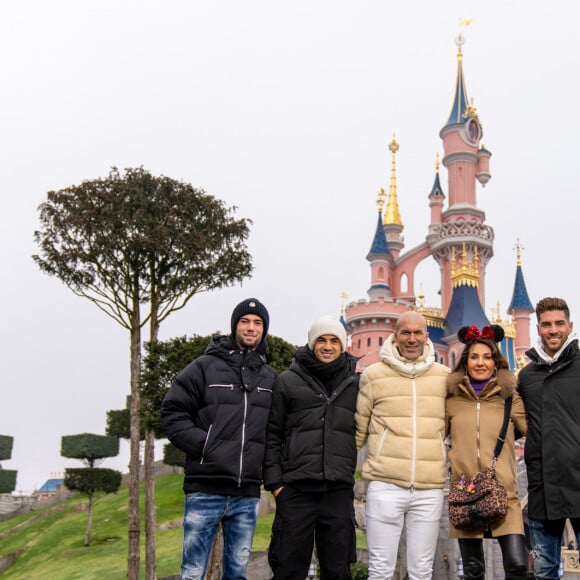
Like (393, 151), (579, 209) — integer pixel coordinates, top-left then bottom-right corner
(456, 17), (473, 49)
(513, 238), (524, 266)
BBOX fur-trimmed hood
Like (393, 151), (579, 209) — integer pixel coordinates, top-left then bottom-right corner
(446, 368), (516, 399)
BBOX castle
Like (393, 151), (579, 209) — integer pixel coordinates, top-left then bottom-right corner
(344, 32), (534, 366)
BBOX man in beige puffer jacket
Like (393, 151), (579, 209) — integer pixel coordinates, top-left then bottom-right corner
(356, 311), (449, 580)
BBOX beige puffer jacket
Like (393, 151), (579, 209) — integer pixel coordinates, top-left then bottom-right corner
(356, 335), (450, 489)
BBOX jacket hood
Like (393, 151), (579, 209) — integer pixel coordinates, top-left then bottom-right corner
(204, 334), (268, 368)
(446, 368), (516, 399)
(526, 334), (579, 365)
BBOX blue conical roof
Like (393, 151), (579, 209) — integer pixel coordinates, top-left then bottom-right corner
(508, 265), (534, 313)
(444, 284), (490, 335)
(428, 171), (445, 199)
(367, 212), (391, 259)
(445, 51), (469, 127)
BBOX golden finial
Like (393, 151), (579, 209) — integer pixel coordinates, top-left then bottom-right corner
(450, 246), (457, 277)
(435, 153), (440, 173)
(417, 283), (425, 312)
(491, 300), (503, 324)
(451, 244), (480, 288)
(384, 135), (403, 226)
(473, 245), (480, 272)
(514, 238), (524, 267)
(340, 292), (348, 315)
(461, 242), (469, 271)
(376, 187), (386, 213)
(491, 302), (498, 322)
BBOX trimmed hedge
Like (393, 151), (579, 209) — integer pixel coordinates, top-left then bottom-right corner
(0, 435), (14, 461)
(64, 467), (122, 494)
(0, 469), (17, 493)
(61, 433), (119, 460)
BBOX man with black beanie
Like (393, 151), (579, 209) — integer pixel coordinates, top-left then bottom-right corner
(263, 316), (360, 579)
(160, 298), (277, 580)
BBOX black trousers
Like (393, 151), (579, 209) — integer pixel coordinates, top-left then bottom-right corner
(268, 485), (356, 580)
(459, 534), (528, 580)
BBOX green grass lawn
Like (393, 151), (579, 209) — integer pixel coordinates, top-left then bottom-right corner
(0, 473), (366, 579)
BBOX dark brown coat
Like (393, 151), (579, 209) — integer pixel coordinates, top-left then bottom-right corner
(445, 369), (527, 538)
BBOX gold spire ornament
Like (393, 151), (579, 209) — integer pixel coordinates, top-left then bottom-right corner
(383, 136), (403, 226)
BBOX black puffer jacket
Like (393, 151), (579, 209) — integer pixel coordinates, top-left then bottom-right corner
(160, 335), (277, 495)
(263, 348), (360, 491)
(518, 339), (580, 519)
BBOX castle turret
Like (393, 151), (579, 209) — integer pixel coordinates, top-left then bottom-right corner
(444, 244), (490, 367)
(428, 154), (445, 225)
(428, 33), (494, 313)
(507, 240), (534, 362)
(366, 189), (393, 301)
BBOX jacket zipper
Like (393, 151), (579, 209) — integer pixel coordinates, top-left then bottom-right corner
(200, 424), (213, 464)
(476, 401), (481, 469)
(238, 390), (248, 486)
(410, 378), (417, 486)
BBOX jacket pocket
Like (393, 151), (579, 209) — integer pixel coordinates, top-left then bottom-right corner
(374, 427), (388, 460)
(438, 430), (446, 460)
(200, 424), (213, 464)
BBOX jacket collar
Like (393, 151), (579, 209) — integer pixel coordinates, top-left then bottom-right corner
(529, 333), (579, 365)
(446, 368), (516, 399)
(379, 333), (436, 378)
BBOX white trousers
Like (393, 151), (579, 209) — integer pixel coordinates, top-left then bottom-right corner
(365, 481), (443, 580)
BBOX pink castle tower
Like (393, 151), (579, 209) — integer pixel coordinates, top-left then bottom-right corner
(345, 32), (531, 370)
(507, 240), (534, 365)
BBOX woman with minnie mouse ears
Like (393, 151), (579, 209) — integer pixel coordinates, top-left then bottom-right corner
(445, 325), (529, 579)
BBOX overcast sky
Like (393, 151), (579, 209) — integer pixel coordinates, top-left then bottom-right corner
(2, 1), (579, 493)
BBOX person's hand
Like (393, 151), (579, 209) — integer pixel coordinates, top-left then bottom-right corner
(273, 486), (284, 498)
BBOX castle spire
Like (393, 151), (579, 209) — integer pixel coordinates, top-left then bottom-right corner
(508, 239), (533, 314)
(508, 239), (534, 361)
(444, 21), (480, 128)
(383, 136), (403, 226)
(367, 188), (391, 258)
(428, 154), (445, 198)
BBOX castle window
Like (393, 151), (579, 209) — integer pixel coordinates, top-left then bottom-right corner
(378, 337), (383, 346)
(400, 273), (408, 293)
(367, 337), (371, 347)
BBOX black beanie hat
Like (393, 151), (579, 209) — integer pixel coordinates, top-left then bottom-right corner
(230, 298), (269, 339)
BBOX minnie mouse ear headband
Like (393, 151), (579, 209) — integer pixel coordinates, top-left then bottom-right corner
(457, 324), (505, 344)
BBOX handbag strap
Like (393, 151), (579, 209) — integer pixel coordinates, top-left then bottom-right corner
(491, 396), (513, 466)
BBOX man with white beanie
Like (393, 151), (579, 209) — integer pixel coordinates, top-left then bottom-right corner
(263, 316), (360, 579)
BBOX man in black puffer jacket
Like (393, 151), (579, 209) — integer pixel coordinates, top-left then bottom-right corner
(264, 316), (360, 580)
(160, 298), (277, 580)
(518, 297), (580, 580)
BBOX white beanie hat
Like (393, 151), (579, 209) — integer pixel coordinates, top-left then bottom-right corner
(307, 316), (347, 352)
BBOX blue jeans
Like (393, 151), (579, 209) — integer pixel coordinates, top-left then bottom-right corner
(529, 518), (580, 580)
(181, 492), (259, 580)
